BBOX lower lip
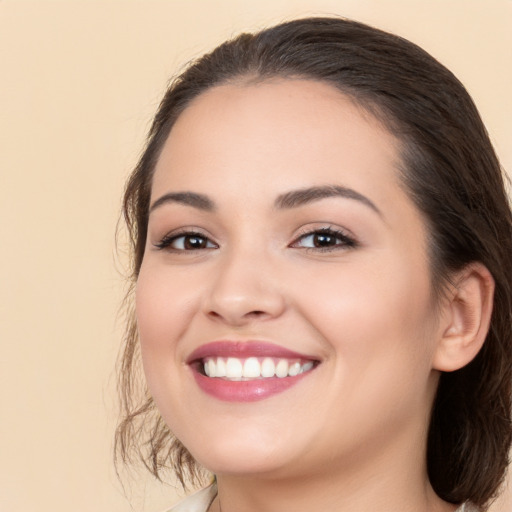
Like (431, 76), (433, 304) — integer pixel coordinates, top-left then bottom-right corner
(192, 371), (311, 402)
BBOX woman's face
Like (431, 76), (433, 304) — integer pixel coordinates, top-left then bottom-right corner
(136, 79), (444, 480)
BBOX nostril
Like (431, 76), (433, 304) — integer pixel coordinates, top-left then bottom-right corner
(247, 310), (266, 317)
(207, 309), (269, 324)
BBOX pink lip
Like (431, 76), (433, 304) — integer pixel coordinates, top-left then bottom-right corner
(187, 341), (312, 363)
(187, 341), (318, 403)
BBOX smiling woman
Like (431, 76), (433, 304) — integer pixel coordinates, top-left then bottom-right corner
(115, 17), (512, 512)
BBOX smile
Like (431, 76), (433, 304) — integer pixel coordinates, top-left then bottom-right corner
(203, 357), (315, 380)
(188, 341), (319, 402)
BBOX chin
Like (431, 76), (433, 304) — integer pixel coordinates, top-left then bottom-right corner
(183, 429), (295, 477)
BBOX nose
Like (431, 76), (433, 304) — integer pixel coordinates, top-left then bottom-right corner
(202, 248), (286, 327)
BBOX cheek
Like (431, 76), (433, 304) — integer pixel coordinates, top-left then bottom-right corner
(134, 262), (212, 433)
(136, 262), (199, 345)
(296, 259), (439, 434)
(135, 262), (199, 391)
(293, 256), (438, 373)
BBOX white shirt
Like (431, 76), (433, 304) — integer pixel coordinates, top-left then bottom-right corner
(165, 484), (475, 512)
(166, 484), (217, 512)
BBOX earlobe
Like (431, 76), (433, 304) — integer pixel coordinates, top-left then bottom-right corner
(433, 263), (495, 372)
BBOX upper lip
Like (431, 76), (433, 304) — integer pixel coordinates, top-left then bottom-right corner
(186, 340), (317, 363)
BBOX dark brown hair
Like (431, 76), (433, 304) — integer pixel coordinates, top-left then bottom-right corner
(116, 16), (512, 509)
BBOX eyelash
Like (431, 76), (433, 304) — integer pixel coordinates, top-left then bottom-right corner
(153, 226), (357, 253)
(290, 226), (357, 252)
(154, 230), (217, 252)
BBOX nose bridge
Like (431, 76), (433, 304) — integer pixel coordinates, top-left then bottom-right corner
(204, 238), (285, 325)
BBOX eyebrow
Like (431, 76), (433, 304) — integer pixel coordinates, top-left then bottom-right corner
(149, 185), (381, 217)
(149, 192), (215, 213)
(274, 185), (381, 215)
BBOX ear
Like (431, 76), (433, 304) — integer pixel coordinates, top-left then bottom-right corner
(433, 262), (495, 372)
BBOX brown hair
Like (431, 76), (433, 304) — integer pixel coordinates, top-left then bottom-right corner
(116, 17), (512, 509)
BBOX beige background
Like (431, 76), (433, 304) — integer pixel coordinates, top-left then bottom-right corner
(0, 1), (510, 511)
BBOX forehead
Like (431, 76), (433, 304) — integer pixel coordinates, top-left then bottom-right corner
(152, 79), (406, 215)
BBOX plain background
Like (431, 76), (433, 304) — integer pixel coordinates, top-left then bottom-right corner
(1, 1), (510, 511)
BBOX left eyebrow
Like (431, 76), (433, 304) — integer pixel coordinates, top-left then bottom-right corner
(274, 185), (382, 217)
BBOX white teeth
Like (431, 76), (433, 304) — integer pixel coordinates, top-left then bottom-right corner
(226, 357), (243, 379)
(207, 359), (216, 378)
(203, 357), (315, 380)
(216, 357), (227, 377)
(275, 359), (289, 378)
(243, 357), (261, 378)
(301, 361), (314, 373)
(288, 361), (301, 376)
(261, 358), (275, 378)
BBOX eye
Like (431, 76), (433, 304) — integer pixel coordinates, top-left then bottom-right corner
(291, 227), (357, 251)
(154, 231), (217, 251)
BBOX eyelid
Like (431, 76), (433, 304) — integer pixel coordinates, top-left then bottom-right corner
(289, 225), (358, 251)
(151, 224), (358, 253)
(152, 227), (218, 251)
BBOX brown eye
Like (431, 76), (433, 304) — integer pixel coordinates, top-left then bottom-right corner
(292, 228), (357, 251)
(155, 232), (217, 251)
(180, 235), (210, 250)
(311, 233), (338, 247)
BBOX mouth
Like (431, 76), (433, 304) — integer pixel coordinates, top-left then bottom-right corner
(202, 356), (315, 380)
(187, 341), (319, 402)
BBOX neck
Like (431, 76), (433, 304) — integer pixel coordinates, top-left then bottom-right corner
(211, 469), (457, 512)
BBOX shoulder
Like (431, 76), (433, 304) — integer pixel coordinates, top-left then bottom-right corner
(164, 484), (217, 512)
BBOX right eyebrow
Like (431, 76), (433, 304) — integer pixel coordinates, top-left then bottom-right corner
(149, 192), (215, 213)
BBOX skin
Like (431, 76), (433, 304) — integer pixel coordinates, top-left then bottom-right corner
(136, 79), (462, 512)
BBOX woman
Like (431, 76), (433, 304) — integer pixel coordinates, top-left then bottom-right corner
(115, 17), (512, 512)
